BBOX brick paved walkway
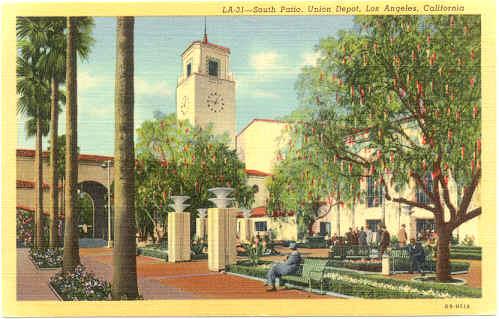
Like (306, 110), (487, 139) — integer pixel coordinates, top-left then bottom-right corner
(16, 249), (58, 300)
(80, 248), (329, 299)
(17, 247), (480, 300)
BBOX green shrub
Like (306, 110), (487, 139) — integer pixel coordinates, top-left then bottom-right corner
(242, 243), (264, 266)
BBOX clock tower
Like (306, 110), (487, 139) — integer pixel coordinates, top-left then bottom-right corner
(176, 30), (236, 146)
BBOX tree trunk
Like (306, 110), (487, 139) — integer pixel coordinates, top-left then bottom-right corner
(62, 17), (80, 272)
(49, 77), (59, 248)
(307, 220), (314, 236)
(112, 16), (139, 300)
(436, 227), (452, 282)
(335, 201), (340, 236)
(34, 118), (43, 248)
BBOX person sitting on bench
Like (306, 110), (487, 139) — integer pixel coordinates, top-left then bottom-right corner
(265, 242), (302, 291)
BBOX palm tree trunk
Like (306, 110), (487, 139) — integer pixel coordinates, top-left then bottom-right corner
(49, 77), (59, 248)
(34, 118), (43, 248)
(63, 17), (80, 272)
(112, 16), (138, 300)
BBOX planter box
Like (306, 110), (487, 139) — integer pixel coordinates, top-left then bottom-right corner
(48, 283), (63, 301)
(29, 257), (61, 271)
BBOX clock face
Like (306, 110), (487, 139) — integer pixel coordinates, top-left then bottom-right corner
(180, 96), (188, 116)
(206, 91), (225, 113)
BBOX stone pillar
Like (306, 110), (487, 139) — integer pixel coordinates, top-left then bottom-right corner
(239, 218), (252, 243)
(196, 217), (207, 240)
(167, 212), (191, 262)
(207, 208), (237, 271)
(382, 254), (391, 275)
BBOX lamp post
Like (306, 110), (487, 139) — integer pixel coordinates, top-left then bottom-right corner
(101, 160), (113, 248)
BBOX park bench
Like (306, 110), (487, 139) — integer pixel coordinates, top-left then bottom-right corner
(281, 258), (329, 294)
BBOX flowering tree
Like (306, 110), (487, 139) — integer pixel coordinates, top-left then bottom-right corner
(289, 15), (480, 282)
(135, 114), (255, 239)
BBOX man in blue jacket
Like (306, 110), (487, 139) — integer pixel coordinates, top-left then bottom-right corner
(265, 242), (302, 291)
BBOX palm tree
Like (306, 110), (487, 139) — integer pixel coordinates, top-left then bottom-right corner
(17, 19), (52, 248)
(112, 16), (139, 300)
(37, 18), (93, 248)
(61, 16), (94, 272)
(62, 16), (79, 271)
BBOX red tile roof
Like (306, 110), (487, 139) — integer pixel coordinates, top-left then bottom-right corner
(236, 206), (294, 218)
(16, 179), (55, 190)
(17, 149), (113, 163)
(245, 169), (272, 177)
(237, 118), (287, 137)
(183, 39), (231, 56)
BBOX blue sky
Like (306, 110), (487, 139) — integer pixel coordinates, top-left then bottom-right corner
(17, 16), (354, 155)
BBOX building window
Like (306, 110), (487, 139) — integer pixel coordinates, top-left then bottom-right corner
(252, 184), (259, 193)
(366, 176), (383, 208)
(208, 59), (219, 77)
(366, 219), (382, 232)
(416, 219), (435, 235)
(186, 63), (192, 77)
(319, 222), (331, 236)
(255, 221), (267, 232)
(416, 173), (433, 204)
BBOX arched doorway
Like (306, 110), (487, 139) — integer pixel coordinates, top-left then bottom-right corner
(78, 181), (112, 241)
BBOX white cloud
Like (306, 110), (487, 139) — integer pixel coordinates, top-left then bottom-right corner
(78, 71), (107, 90)
(253, 90), (280, 99)
(250, 51), (280, 73)
(135, 78), (172, 97)
(302, 51), (321, 67)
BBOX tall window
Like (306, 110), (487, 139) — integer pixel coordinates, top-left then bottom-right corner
(416, 173), (433, 204)
(367, 176), (383, 208)
(319, 222), (331, 236)
(208, 59), (219, 77)
(366, 219), (382, 232)
(186, 63), (192, 77)
(255, 221), (267, 232)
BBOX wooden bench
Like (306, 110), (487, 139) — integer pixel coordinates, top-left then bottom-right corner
(281, 258), (329, 294)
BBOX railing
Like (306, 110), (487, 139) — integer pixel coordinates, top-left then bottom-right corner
(329, 245), (381, 260)
(389, 247), (435, 273)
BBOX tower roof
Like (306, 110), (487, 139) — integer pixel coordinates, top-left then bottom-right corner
(181, 40), (231, 56)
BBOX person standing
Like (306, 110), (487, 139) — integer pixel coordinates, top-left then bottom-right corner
(398, 224), (408, 247)
(345, 228), (354, 245)
(375, 224), (382, 245)
(365, 225), (373, 246)
(379, 225), (391, 256)
(358, 227), (367, 247)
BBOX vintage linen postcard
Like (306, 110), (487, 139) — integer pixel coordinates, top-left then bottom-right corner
(2, 0), (496, 316)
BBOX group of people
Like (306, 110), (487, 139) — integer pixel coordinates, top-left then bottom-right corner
(326, 223), (392, 256)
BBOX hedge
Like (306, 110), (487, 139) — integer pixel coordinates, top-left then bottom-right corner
(137, 247), (207, 260)
(326, 267), (481, 298)
(227, 263), (481, 298)
(450, 252), (481, 260)
(306, 257), (470, 274)
(137, 247), (167, 260)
